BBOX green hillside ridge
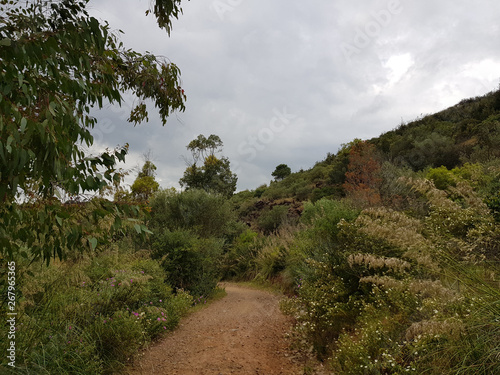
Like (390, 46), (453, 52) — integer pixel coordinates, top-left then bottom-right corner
(232, 89), (500, 230)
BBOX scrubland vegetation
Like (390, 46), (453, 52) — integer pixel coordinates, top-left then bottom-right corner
(228, 89), (500, 374)
(3, 89), (499, 374)
(1, 2), (500, 373)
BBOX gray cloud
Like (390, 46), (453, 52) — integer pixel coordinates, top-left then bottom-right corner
(88, 0), (500, 191)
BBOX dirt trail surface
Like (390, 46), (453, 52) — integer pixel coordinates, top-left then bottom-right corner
(127, 283), (304, 375)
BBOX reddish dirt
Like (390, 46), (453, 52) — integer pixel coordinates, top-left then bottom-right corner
(126, 283), (305, 375)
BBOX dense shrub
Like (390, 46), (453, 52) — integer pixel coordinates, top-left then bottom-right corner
(148, 188), (244, 297)
(280, 178), (500, 374)
(149, 188), (237, 239)
(151, 230), (224, 297)
(257, 205), (290, 233)
(222, 229), (260, 280)
(300, 198), (359, 243)
(310, 186), (340, 202)
(427, 165), (457, 190)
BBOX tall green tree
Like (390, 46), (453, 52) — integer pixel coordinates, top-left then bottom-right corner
(0, 0), (187, 261)
(131, 161), (160, 201)
(180, 135), (237, 197)
(271, 164), (292, 181)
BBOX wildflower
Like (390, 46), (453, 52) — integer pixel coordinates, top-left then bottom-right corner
(163, 326), (166, 330)
(157, 318), (161, 321)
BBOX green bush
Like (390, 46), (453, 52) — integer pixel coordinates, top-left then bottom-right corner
(486, 190), (500, 221)
(427, 166), (457, 190)
(293, 184), (311, 201)
(91, 310), (145, 372)
(300, 198), (359, 243)
(310, 186), (340, 202)
(149, 188), (236, 238)
(148, 188), (242, 297)
(222, 229), (260, 280)
(151, 230), (224, 297)
(281, 179), (500, 374)
(331, 303), (408, 375)
(257, 205), (290, 233)
(254, 185), (267, 198)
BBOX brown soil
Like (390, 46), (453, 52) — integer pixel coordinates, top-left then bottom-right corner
(126, 283), (306, 375)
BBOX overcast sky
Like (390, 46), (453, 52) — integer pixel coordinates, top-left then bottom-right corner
(88, 0), (500, 192)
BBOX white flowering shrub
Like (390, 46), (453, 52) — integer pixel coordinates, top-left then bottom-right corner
(282, 178), (500, 374)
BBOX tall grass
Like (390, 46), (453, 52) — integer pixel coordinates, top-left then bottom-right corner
(0, 239), (193, 374)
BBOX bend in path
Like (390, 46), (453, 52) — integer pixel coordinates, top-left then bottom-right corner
(126, 283), (304, 375)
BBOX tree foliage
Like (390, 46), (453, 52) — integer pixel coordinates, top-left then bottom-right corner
(131, 161), (160, 201)
(180, 134), (237, 197)
(272, 164), (292, 181)
(0, 0), (187, 261)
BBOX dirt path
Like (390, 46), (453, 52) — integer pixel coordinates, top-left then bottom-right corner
(126, 283), (304, 375)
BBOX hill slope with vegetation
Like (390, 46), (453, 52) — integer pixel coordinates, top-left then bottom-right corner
(232, 89), (500, 231)
(225, 88), (500, 374)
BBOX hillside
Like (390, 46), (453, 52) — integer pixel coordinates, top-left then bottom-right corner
(232, 89), (500, 230)
(221, 90), (500, 374)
